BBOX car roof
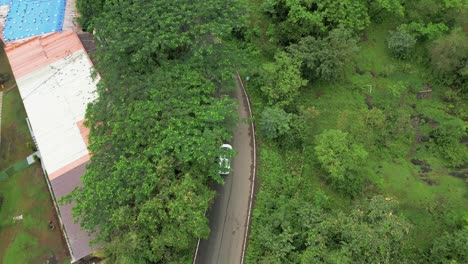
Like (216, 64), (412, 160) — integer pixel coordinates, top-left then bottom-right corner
(221, 144), (232, 149)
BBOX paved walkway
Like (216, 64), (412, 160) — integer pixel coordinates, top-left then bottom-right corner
(194, 74), (257, 264)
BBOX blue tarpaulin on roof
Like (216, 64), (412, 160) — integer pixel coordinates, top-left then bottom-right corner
(1, 0), (67, 41)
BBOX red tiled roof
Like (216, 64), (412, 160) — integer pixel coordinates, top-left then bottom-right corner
(5, 30), (83, 79)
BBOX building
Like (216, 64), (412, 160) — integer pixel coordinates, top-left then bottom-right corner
(1, 1), (98, 262)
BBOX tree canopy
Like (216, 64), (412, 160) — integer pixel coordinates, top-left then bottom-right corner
(315, 129), (368, 194)
(288, 26), (358, 81)
(64, 0), (244, 262)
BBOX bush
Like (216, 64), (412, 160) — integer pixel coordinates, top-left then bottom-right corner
(387, 28), (417, 59)
(315, 129), (368, 195)
(429, 28), (468, 87)
(259, 107), (292, 140)
(288, 27), (358, 81)
(259, 51), (307, 109)
(429, 229), (468, 264)
(430, 122), (468, 166)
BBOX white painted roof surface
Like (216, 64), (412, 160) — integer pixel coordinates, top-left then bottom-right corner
(16, 49), (98, 176)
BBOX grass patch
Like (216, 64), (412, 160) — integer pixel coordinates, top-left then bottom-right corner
(0, 49), (69, 263)
(3, 232), (41, 264)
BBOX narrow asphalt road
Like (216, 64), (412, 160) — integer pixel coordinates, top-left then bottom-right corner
(195, 75), (255, 264)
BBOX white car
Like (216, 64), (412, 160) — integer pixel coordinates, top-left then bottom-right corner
(219, 144), (233, 175)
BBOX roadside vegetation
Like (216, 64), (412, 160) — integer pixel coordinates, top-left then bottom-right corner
(67, 1), (246, 263)
(0, 50), (68, 263)
(241, 1), (468, 263)
(71, 0), (467, 263)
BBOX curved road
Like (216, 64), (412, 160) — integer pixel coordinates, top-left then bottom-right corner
(194, 74), (256, 264)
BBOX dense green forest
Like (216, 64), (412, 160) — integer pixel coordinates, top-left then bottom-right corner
(69, 0), (467, 263)
(243, 0), (468, 263)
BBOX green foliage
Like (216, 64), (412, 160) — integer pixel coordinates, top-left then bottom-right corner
(93, 0), (244, 72)
(249, 189), (411, 263)
(259, 51), (307, 108)
(405, 0), (467, 28)
(246, 6), (468, 262)
(336, 108), (398, 156)
(66, 65), (236, 262)
(259, 107), (292, 140)
(314, 129), (368, 194)
(388, 81), (408, 97)
(429, 28), (468, 87)
(301, 196), (411, 264)
(263, 0), (369, 44)
(400, 22), (449, 40)
(316, 0), (370, 32)
(429, 229), (468, 264)
(65, 1), (244, 262)
(387, 28), (417, 59)
(430, 121), (467, 166)
(370, 0), (405, 17)
(288, 27), (358, 81)
(75, 0), (105, 31)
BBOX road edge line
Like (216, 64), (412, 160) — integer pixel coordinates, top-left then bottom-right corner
(236, 72), (257, 264)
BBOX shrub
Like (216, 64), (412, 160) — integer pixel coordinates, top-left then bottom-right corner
(387, 28), (417, 59)
(259, 51), (307, 109)
(430, 122), (468, 166)
(315, 129), (368, 195)
(429, 229), (468, 264)
(429, 28), (468, 87)
(260, 107), (292, 140)
(288, 27), (358, 81)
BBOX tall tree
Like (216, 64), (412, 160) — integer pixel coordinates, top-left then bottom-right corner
(288, 26), (358, 81)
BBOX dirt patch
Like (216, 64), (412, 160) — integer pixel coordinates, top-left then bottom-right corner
(422, 177), (439, 185)
(360, 31), (368, 42)
(455, 163), (468, 170)
(407, 117), (424, 159)
(411, 159), (433, 174)
(448, 171), (468, 180)
(416, 83), (433, 99)
(365, 95), (373, 110)
(315, 91), (323, 99)
(423, 83), (433, 90)
(355, 66), (366, 75)
(419, 136), (430, 143)
(369, 70), (377, 78)
(4, 83), (17, 93)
